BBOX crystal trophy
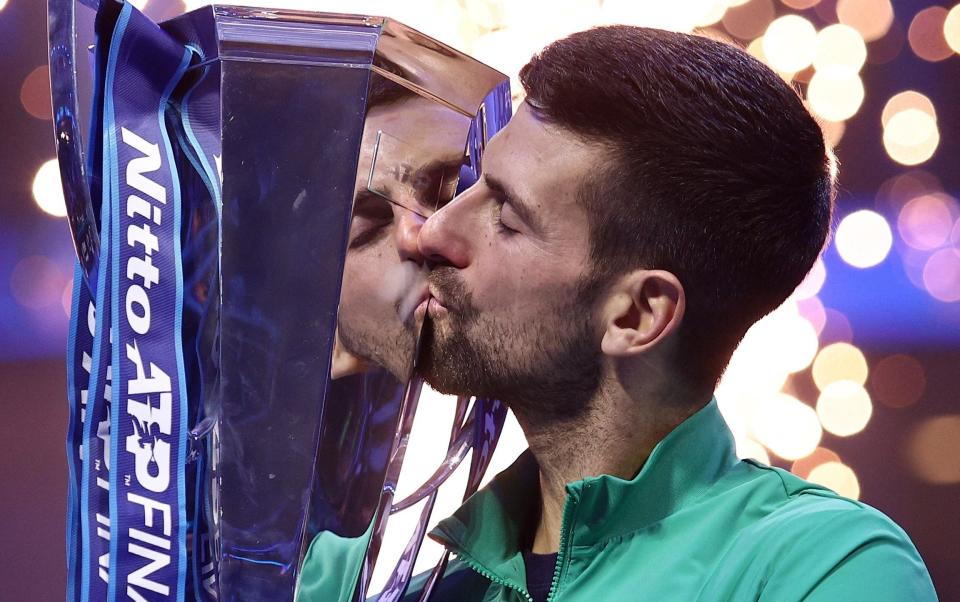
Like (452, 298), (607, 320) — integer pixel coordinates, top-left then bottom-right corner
(50, 1), (512, 600)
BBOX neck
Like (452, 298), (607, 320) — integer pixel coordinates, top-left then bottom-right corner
(514, 385), (705, 554)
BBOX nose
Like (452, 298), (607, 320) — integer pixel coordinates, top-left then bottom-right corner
(417, 193), (472, 268)
(395, 206), (427, 264)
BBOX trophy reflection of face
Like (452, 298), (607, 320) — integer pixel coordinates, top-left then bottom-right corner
(334, 84), (470, 381)
(51, 1), (511, 599)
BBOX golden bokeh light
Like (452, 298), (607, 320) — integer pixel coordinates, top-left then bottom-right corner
(871, 354), (926, 408)
(818, 118), (846, 148)
(946, 4), (960, 53)
(817, 380), (873, 436)
(763, 15), (818, 73)
(922, 248), (960, 302)
(908, 6), (953, 62)
(812, 342), (868, 390)
(791, 446), (841, 479)
(808, 461), (861, 499)
(20, 65), (52, 121)
(599, 0), (731, 32)
(32, 159), (68, 218)
(881, 91), (937, 128)
(897, 193), (957, 251)
(836, 0), (895, 42)
(834, 209), (893, 268)
(722, 0), (776, 40)
(813, 24), (866, 75)
(806, 70), (864, 122)
(695, 1), (731, 28)
(735, 437), (771, 465)
(0, 0), (8, 10)
(907, 415), (960, 484)
(883, 109), (940, 166)
(781, 0), (821, 9)
(749, 393), (822, 461)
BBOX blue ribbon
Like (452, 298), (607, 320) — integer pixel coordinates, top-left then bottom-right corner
(100, 3), (192, 601)
(67, 2), (221, 599)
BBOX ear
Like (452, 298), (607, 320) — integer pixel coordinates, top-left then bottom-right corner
(600, 270), (685, 357)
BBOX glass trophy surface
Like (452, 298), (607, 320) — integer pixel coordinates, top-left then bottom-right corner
(50, 2), (511, 600)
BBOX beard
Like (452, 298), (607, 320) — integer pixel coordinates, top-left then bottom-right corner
(338, 299), (418, 382)
(416, 266), (605, 427)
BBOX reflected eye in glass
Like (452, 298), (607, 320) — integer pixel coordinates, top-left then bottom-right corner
(349, 191), (395, 250)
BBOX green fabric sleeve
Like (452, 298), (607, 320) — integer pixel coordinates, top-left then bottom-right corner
(759, 499), (938, 601)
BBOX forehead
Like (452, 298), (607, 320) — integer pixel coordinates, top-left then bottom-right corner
(356, 97), (471, 213)
(483, 103), (600, 215)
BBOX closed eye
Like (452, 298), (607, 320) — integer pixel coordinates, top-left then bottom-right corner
(349, 191), (394, 249)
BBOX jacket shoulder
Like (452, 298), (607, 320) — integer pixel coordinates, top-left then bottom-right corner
(734, 462), (937, 601)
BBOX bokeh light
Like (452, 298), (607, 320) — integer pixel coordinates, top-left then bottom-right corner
(946, 4), (960, 53)
(836, 0), (895, 42)
(781, 0), (821, 9)
(812, 342), (868, 390)
(749, 393), (822, 460)
(907, 415), (960, 484)
(791, 446), (841, 479)
(883, 108), (940, 166)
(834, 209), (893, 268)
(806, 70), (864, 122)
(897, 194), (957, 251)
(0, 0), (8, 11)
(881, 91), (937, 128)
(32, 159), (68, 218)
(735, 436), (771, 465)
(797, 295), (827, 335)
(814, 24), (866, 75)
(871, 354), (926, 408)
(820, 308), (853, 344)
(817, 380), (873, 436)
(808, 461), (861, 499)
(61, 279), (73, 319)
(599, 0), (731, 32)
(20, 66), (52, 121)
(818, 118), (846, 148)
(722, 0), (776, 40)
(794, 258), (827, 300)
(763, 15), (818, 73)
(908, 6), (953, 62)
(922, 248), (960, 302)
(10, 256), (67, 310)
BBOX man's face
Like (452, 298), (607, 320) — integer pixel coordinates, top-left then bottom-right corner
(416, 103), (608, 423)
(335, 95), (470, 381)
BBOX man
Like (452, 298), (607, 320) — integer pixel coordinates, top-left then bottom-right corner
(403, 26), (936, 601)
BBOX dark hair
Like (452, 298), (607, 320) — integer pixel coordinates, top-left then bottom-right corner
(520, 26), (834, 389)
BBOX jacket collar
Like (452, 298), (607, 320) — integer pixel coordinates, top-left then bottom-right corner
(429, 398), (738, 575)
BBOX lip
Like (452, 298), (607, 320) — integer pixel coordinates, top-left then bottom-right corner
(414, 293), (447, 321)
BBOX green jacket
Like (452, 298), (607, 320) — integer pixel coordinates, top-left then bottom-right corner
(406, 399), (935, 601)
(299, 399), (937, 601)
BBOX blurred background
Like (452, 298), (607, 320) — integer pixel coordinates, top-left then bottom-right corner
(1, 0), (958, 599)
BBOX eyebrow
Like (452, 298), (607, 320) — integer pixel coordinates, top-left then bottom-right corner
(484, 173), (542, 232)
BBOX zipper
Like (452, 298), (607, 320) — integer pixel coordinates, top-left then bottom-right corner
(455, 550), (534, 602)
(545, 494), (579, 602)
